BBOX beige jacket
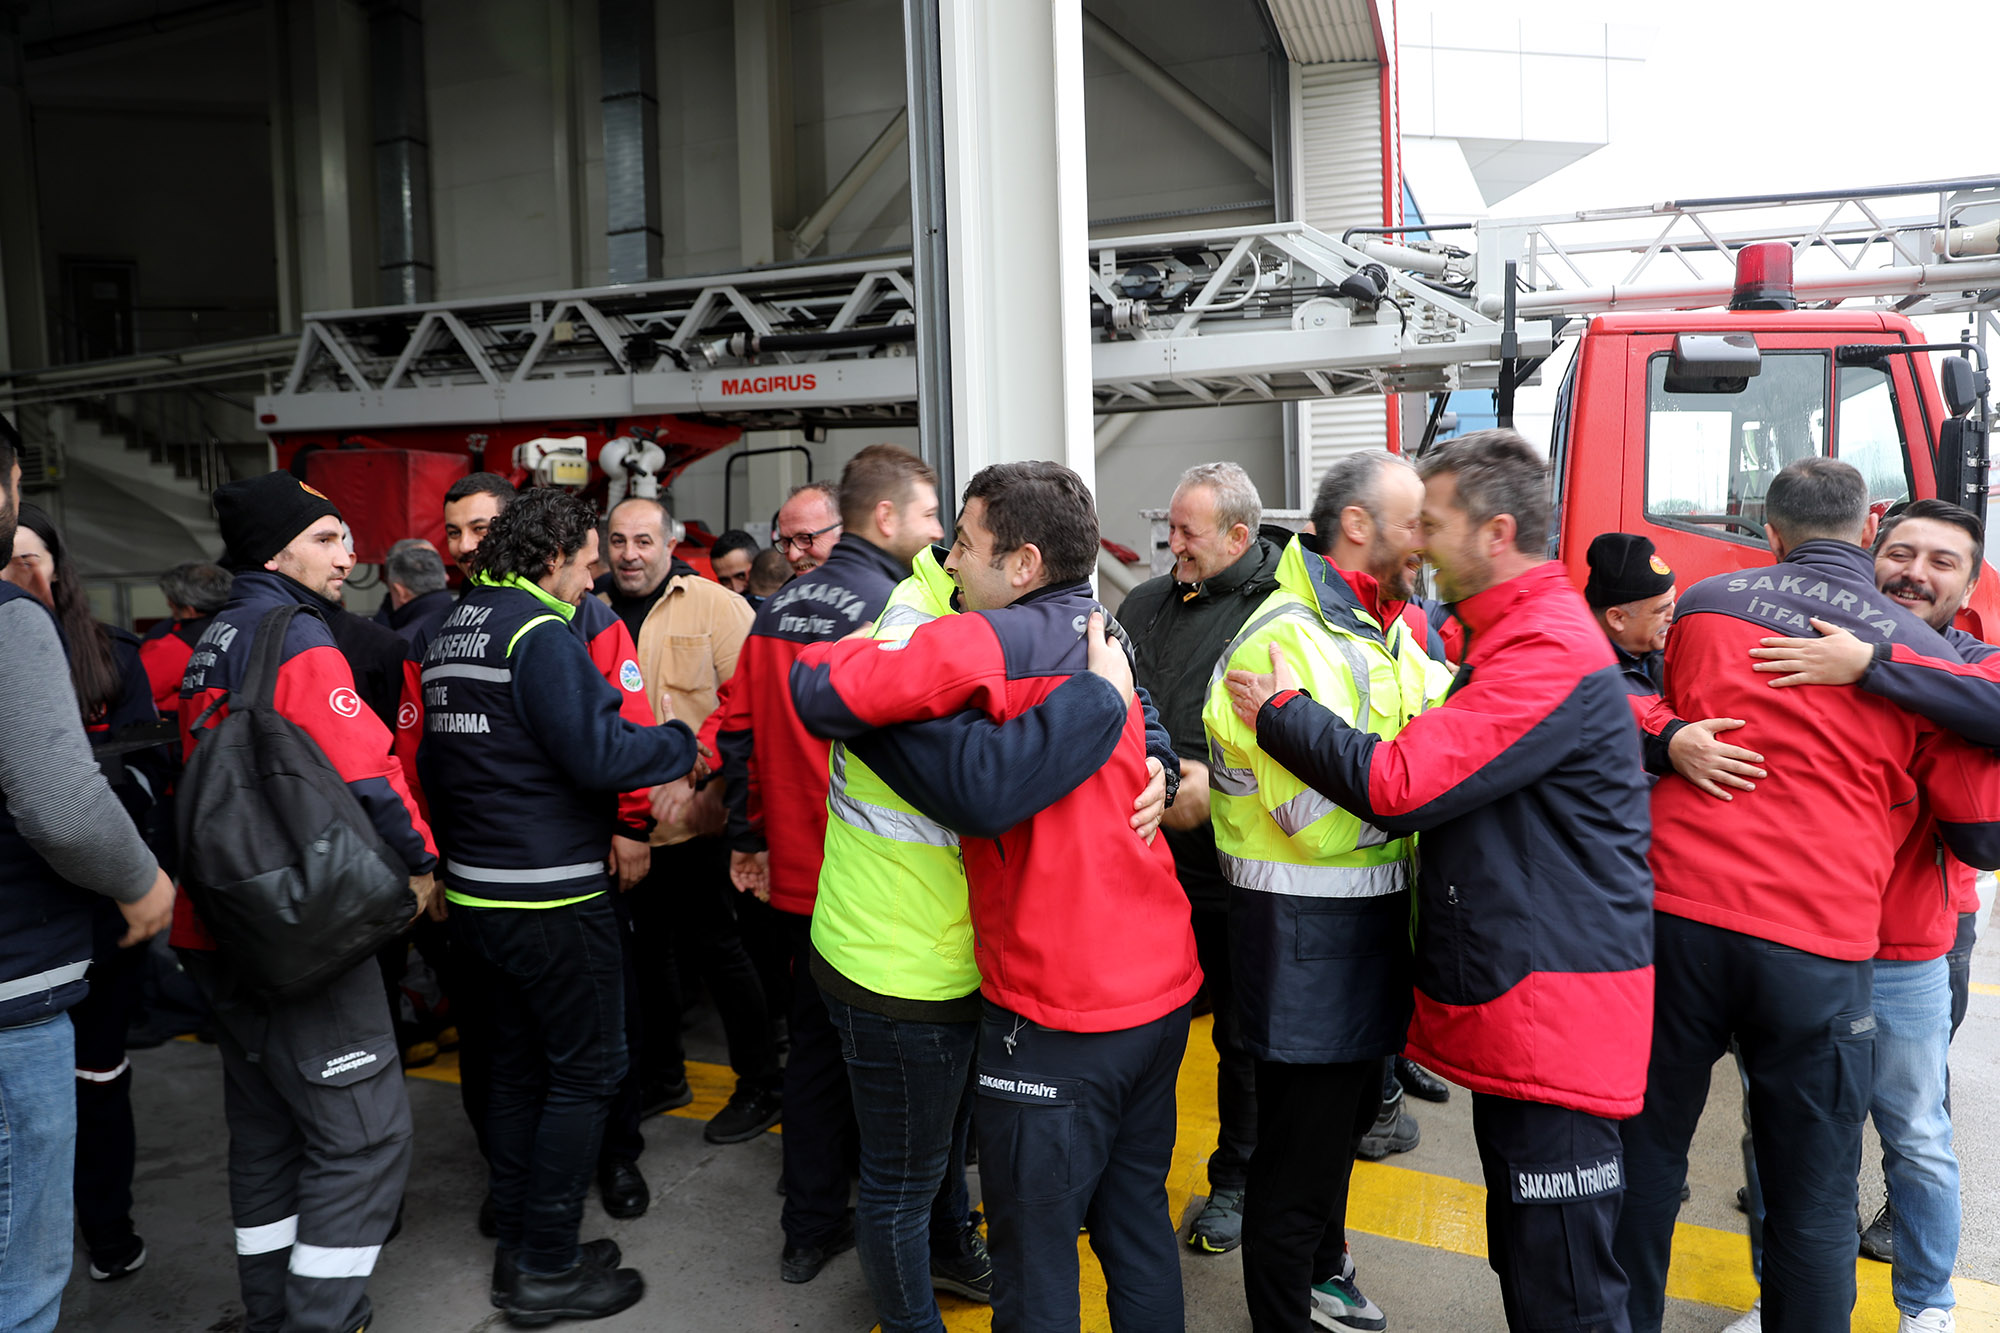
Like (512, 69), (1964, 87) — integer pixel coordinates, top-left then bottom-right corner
(609, 572), (754, 845)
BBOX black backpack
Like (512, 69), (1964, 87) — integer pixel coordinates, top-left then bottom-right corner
(175, 604), (416, 1001)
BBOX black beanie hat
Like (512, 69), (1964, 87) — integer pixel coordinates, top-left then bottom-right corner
(1585, 533), (1674, 608)
(214, 472), (342, 571)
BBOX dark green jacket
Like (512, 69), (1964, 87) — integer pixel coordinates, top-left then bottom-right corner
(1120, 524), (1289, 908)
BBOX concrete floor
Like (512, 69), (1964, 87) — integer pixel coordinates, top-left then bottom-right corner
(58, 905), (2000, 1333)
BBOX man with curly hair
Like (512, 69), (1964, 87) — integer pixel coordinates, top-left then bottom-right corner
(415, 488), (699, 1324)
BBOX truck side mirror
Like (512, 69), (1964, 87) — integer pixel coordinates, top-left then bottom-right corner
(1666, 334), (1761, 393)
(1937, 415), (1990, 510)
(1940, 356), (1983, 418)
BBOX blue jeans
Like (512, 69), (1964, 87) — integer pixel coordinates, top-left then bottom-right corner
(1872, 957), (1958, 1314)
(0, 1014), (77, 1333)
(824, 993), (978, 1333)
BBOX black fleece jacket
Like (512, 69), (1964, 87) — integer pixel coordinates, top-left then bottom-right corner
(1118, 524), (1289, 909)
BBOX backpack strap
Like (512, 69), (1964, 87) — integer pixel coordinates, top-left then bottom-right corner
(240, 604), (306, 712)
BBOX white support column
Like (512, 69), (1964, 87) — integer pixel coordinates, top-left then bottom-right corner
(549, 0), (584, 288)
(312, 0), (373, 309)
(734, 0), (794, 268)
(266, 0), (302, 332)
(934, 0), (1094, 495)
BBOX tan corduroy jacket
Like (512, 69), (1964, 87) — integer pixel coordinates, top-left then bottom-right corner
(605, 571), (754, 845)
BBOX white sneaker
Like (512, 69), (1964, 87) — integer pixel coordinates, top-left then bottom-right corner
(1899, 1309), (1956, 1333)
(1719, 1300), (1761, 1332)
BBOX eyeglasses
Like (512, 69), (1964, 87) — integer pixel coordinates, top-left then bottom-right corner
(777, 521), (841, 553)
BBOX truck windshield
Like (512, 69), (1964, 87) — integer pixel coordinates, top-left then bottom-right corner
(1645, 351), (1909, 543)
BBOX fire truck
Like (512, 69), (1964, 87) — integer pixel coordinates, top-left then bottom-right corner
(257, 177), (2000, 622)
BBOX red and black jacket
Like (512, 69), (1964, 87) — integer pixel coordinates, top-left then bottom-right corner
(1870, 625), (2000, 946)
(1651, 540), (2000, 962)
(716, 535), (909, 916)
(792, 580), (1202, 1035)
(1253, 561), (1655, 1119)
(140, 616), (212, 713)
(172, 571), (436, 949)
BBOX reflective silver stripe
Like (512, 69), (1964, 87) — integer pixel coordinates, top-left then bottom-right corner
(1323, 630), (1373, 723)
(1208, 601), (1322, 692)
(1268, 789), (1393, 845)
(288, 1242), (380, 1279)
(235, 1215), (298, 1256)
(875, 602), (937, 633)
(422, 663), (512, 683)
(1206, 601), (1323, 801)
(1207, 733), (1259, 797)
(828, 743), (958, 848)
(0, 959), (90, 1005)
(1219, 854), (1405, 899)
(828, 786), (960, 848)
(75, 1059), (131, 1083)
(1270, 788), (1337, 837)
(445, 858), (605, 884)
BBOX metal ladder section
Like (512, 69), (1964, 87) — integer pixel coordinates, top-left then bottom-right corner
(256, 179), (2000, 435)
(1468, 177), (2000, 321)
(255, 224), (1541, 435)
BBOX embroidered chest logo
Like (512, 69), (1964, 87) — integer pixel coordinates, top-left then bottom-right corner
(619, 660), (644, 692)
(329, 688), (363, 718)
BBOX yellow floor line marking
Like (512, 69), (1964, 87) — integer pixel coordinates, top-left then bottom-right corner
(1971, 981), (2000, 996)
(394, 1020), (2000, 1331)
(404, 1048), (778, 1133)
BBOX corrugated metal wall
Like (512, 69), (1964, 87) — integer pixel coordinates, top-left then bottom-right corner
(1294, 60), (1390, 496)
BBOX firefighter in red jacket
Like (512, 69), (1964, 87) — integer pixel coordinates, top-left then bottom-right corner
(1226, 431), (1653, 1333)
(176, 473), (436, 1333)
(1729, 498), (2000, 1325)
(792, 461), (1200, 1332)
(714, 447), (946, 1283)
(1584, 533), (1674, 723)
(1618, 462), (2000, 1333)
(139, 561), (232, 711)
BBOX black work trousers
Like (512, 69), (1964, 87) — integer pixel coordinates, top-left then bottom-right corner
(977, 999), (1191, 1333)
(181, 949), (413, 1333)
(778, 908), (859, 1248)
(72, 933), (147, 1259)
(1614, 912), (1873, 1333)
(450, 891), (628, 1276)
(1241, 1058), (1382, 1331)
(373, 915), (495, 1162)
(630, 837), (780, 1093)
(1473, 1092), (1629, 1332)
(1190, 904), (1256, 1192)
(600, 885), (653, 1165)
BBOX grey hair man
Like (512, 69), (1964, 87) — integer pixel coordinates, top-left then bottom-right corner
(378, 538), (454, 646)
(1116, 458), (1286, 1255)
(1306, 450), (1449, 1159)
(160, 561), (234, 619)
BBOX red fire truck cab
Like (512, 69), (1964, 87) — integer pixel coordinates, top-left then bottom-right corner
(1547, 245), (1997, 637)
